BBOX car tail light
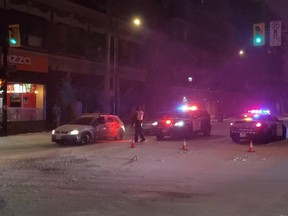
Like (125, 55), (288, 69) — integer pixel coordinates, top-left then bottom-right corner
(165, 120), (172, 125)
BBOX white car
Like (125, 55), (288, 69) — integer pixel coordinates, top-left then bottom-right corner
(51, 113), (125, 145)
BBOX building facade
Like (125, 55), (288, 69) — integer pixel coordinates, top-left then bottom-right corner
(0, 0), (147, 134)
(1, 0), (285, 135)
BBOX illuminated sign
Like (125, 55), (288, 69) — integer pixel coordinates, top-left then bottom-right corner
(8, 54), (31, 65)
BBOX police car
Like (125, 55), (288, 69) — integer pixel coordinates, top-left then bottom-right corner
(230, 109), (286, 143)
(154, 105), (211, 140)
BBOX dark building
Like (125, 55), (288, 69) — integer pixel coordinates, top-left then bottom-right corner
(0, 0), (285, 134)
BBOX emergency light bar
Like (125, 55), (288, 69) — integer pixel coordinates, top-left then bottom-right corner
(178, 105), (198, 111)
(248, 109), (270, 115)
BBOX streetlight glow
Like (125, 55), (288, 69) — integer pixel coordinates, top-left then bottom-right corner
(133, 17), (142, 26)
(239, 49), (244, 56)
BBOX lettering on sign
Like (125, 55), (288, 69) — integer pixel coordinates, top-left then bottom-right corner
(8, 54), (32, 65)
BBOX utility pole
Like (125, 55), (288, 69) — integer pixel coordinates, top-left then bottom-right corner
(113, 20), (119, 115)
(0, 8), (8, 136)
(104, 0), (111, 113)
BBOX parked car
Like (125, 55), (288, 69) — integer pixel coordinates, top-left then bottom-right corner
(230, 109), (286, 143)
(51, 113), (125, 145)
(154, 105), (211, 140)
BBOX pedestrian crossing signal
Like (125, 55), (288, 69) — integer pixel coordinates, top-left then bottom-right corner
(9, 24), (21, 47)
(253, 23), (265, 46)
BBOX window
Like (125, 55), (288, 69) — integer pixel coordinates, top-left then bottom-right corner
(107, 117), (115, 123)
(6, 82), (46, 122)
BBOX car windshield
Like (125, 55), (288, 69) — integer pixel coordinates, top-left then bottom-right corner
(69, 117), (95, 125)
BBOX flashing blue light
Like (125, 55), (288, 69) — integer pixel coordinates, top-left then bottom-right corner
(177, 105), (198, 111)
(178, 105), (188, 111)
(254, 114), (260, 119)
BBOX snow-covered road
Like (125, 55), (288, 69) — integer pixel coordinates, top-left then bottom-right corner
(0, 120), (288, 216)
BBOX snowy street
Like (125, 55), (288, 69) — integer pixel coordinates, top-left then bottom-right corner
(0, 120), (288, 216)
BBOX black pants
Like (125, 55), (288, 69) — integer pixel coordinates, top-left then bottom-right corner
(134, 123), (145, 142)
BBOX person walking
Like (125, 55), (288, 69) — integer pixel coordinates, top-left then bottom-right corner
(131, 105), (145, 143)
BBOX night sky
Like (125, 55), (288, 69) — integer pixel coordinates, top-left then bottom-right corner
(266, 0), (288, 27)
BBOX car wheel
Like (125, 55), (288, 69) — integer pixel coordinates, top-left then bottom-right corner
(262, 129), (273, 143)
(114, 129), (124, 140)
(203, 125), (211, 136)
(231, 135), (240, 143)
(79, 133), (91, 145)
(281, 124), (287, 140)
(156, 134), (164, 140)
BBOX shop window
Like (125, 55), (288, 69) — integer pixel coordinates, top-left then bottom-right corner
(6, 82), (46, 121)
(10, 93), (21, 107)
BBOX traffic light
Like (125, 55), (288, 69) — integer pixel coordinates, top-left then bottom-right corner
(8, 24), (21, 47)
(253, 23), (265, 46)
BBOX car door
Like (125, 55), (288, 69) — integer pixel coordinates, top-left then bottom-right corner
(105, 116), (117, 138)
(94, 116), (108, 139)
(274, 117), (284, 137)
(191, 111), (201, 132)
(267, 116), (283, 138)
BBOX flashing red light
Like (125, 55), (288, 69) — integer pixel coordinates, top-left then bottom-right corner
(189, 105), (198, 111)
(166, 120), (172, 125)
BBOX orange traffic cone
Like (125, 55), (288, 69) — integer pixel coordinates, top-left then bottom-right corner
(247, 140), (255, 153)
(130, 137), (136, 148)
(181, 139), (188, 151)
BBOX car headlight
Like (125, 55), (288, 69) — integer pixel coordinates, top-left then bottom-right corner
(175, 121), (184, 127)
(152, 121), (158, 126)
(68, 130), (79, 135)
(52, 130), (55, 134)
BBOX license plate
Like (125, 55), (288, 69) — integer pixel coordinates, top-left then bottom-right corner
(240, 131), (246, 137)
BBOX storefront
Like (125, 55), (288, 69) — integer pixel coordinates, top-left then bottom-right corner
(7, 82), (45, 121)
(0, 49), (48, 135)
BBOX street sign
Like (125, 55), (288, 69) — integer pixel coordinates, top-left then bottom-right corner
(270, 21), (281, 47)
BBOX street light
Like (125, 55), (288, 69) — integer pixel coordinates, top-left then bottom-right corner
(239, 49), (245, 56)
(133, 17), (142, 26)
